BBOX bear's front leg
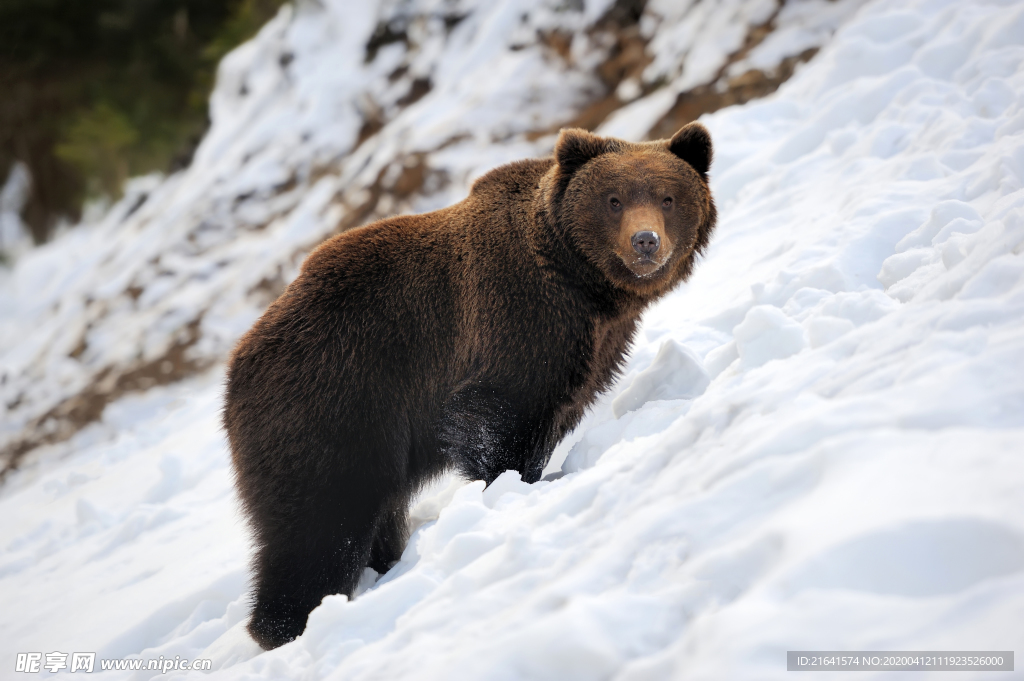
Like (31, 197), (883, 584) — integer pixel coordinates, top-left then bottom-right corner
(367, 499), (409, 574)
(438, 384), (553, 485)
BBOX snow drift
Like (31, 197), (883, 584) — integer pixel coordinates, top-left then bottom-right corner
(2, 0), (1023, 679)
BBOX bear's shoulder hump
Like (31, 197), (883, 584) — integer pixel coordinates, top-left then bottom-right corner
(470, 158), (553, 197)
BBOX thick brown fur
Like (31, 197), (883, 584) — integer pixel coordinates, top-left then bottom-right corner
(223, 123), (717, 649)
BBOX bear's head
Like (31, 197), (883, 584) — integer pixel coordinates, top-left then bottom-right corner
(548, 123), (716, 297)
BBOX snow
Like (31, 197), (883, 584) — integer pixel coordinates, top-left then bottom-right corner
(2, 0), (1024, 679)
(0, 162), (33, 258)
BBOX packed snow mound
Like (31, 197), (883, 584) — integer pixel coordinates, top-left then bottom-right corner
(2, 0), (1024, 679)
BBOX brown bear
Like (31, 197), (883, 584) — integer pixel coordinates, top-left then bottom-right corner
(223, 122), (717, 649)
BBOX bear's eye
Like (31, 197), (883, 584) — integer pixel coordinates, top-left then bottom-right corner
(609, 197), (622, 210)
(662, 197), (673, 209)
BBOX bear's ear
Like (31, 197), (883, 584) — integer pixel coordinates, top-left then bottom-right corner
(555, 128), (607, 176)
(668, 122), (713, 179)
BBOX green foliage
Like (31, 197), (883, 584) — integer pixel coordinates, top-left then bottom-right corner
(55, 102), (139, 198)
(0, 0), (287, 242)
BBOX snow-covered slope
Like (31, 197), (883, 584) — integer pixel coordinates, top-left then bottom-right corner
(3, 0), (1024, 679)
(0, 0), (858, 468)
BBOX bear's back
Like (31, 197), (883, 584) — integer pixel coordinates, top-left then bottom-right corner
(246, 156), (561, 398)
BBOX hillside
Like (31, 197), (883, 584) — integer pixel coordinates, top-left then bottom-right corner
(1, 0), (1023, 679)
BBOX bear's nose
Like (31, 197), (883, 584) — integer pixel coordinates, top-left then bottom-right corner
(631, 231), (660, 256)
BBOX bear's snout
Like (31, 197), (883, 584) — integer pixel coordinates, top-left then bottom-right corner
(614, 203), (674, 279)
(631, 231), (660, 257)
